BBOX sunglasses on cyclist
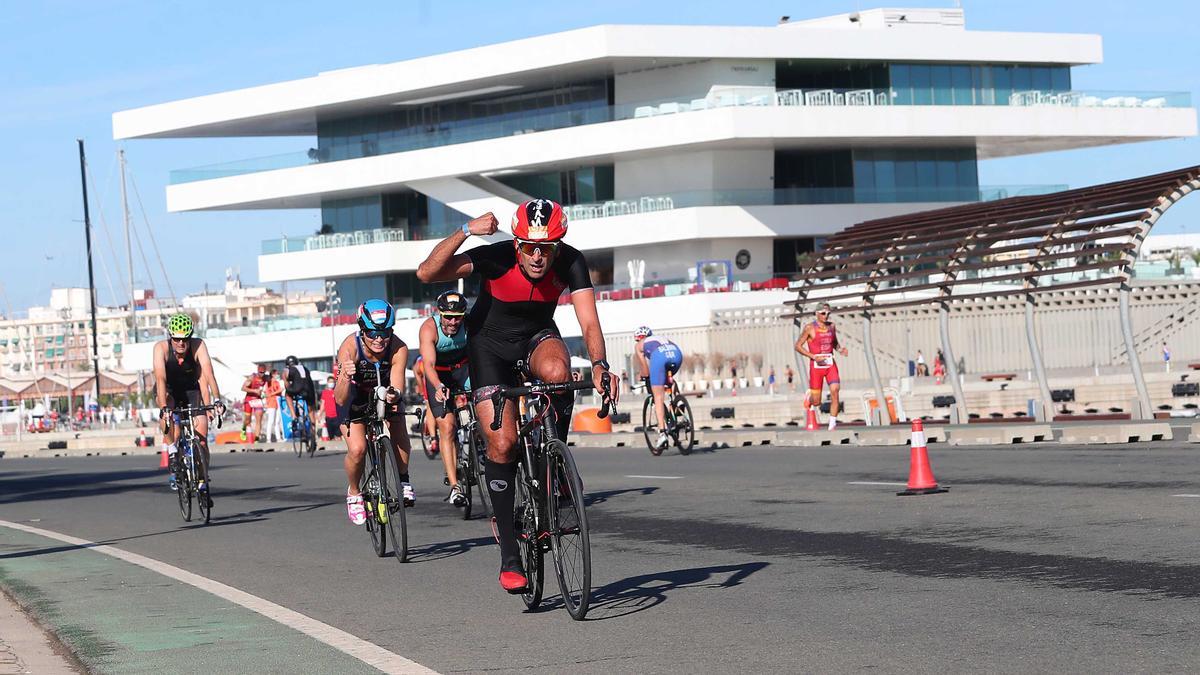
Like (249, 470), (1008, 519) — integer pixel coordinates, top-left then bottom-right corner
(515, 240), (559, 257)
(362, 329), (393, 340)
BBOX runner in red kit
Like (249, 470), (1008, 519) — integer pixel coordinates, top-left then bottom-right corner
(794, 302), (849, 430)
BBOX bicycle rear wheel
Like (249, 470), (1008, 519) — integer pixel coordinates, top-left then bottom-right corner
(547, 439), (591, 620)
(468, 429), (492, 519)
(515, 461), (544, 610)
(360, 449), (387, 557)
(641, 396), (663, 456)
(673, 394), (696, 455)
(377, 436), (409, 563)
(417, 409), (437, 460)
(292, 420), (304, 458)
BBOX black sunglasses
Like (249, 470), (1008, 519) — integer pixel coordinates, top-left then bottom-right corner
(363, 329), (392, 339)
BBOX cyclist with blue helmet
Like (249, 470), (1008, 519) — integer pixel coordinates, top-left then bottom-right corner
(633, 326), (683, 452)
(334, 298), (413, 526)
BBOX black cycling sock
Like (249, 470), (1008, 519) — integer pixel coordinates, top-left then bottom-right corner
(485, 459), (521, 569)
(399, 473), (410, 483)
(551, 393), (574, 441)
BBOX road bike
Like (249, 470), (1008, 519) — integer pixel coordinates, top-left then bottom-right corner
(289, 396), (317, 458)
(443, 389), (491, 520)
(489, 371), (611, 620)
(413, 405), (438, 460)
(168, 403), (222, 525)
(638, 375), (695, 456)
(359, 385), (409, 563)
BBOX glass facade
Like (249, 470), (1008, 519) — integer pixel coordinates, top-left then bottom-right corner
(890, 63), (1071, 105)
(321, 192), (470, 241)
(316, 80), (612, 162)
(496, 165), (614, 205)
(852, 148), (978, 202)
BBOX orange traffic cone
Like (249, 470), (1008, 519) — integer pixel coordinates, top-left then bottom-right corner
(159, 449), (169, 469)
(897, 419), (948, 496)
(805, 406), (819, 431)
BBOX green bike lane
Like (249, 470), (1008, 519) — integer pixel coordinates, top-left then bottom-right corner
(0, 525), (391, 674)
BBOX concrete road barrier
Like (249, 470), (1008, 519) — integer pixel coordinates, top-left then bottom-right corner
(775, 430), (856, 447)
(1058, 422), (1174, 445)
(696, 429), (778, 448)
(949, 424), (1053, 446)
(571, 432), (641, 448)
(855, 425), (945, 447)
(1188, 422), (1200, 443)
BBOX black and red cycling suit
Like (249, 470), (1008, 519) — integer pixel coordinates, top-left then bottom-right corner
(464, 240), (592, 394)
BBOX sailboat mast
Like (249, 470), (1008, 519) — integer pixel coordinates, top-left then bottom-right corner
(76, 139), (103, 403)
(119, 149), (136, 343)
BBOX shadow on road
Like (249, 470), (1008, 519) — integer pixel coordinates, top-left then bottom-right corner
(534, 561), (769, 621)
(405, 535), (496, 563)
(584, 486), (659, 507)
(0, 468), (166, 505)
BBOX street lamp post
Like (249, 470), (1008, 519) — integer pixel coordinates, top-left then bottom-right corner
(325, 280), (341, 371)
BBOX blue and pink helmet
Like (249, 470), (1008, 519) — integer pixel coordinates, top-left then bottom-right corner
(357, 299), (395, 332)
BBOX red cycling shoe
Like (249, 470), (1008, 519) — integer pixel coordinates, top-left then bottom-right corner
(499, 569), (528, 593)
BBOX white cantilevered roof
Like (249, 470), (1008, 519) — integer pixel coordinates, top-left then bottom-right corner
(112, 15), (1102, 140)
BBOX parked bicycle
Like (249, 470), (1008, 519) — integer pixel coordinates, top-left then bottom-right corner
(443, 389), (491, 520)
(360, 385), (409, 563)
(489, 371), (611, 620)
(637, 376), (695, 455)
(169, 403), (222, 525)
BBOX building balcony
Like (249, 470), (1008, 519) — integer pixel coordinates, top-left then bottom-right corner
(169, 88), (1192, 185)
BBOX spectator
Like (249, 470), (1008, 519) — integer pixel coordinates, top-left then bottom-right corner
(319, 376), (342, 440)
(916, 350), (927, 376)
(767, 366), (777, 396)
(264, 369), (285, 442)
(1163, 342), (1171, 373)
(785, 364), (795, 392)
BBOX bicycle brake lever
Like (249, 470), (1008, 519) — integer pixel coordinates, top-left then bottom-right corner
(597, 374), (612, 419)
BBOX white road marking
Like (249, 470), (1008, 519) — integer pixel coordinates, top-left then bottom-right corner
(625, 475), (681, 480)
(847, 481), (908, 486)
(1171, 494), (1200, 498)
(0, 520), (438, 674)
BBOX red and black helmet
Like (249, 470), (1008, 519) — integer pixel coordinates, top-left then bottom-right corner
(511, 199), (567, 242)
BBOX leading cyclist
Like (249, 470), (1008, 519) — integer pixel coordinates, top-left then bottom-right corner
(418, 290), (472, 508)
(152, 313), (224, 498)
(632, 326), (683, 451)
(417, 199), (619, 593)
(334, 299), (413, 525)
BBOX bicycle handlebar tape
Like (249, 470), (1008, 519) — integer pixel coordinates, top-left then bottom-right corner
(897, 419), (948, 496)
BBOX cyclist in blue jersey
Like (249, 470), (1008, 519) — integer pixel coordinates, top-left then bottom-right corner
(633, 326), (683, 451)
(419, 290), (472, 508)
(334, 299), (413, 526)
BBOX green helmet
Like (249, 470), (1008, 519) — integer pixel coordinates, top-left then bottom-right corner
(167, 313), (194, 339)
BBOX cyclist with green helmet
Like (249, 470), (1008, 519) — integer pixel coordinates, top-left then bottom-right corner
(153, 313), (224, 495)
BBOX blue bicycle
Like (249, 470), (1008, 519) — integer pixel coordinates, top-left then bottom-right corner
(290, 396), (317, 458)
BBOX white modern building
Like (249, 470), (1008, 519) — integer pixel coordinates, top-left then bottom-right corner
(113, 7), (1196, 376)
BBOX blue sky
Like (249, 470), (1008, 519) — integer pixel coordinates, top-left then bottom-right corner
(1, 0), (1196, 311)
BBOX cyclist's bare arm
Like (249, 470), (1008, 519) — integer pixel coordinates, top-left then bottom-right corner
(388, 339), (409, 398)
(194, 341), (220, 405)
(794, 325), (815, 360)
(635, 350), (650, 379)
(417, 319), (445, 398)
(570, 288), (619, 404)
(334, 335), (359, 407)
(241, 377), (259, 396)
(415, 213), (498, 282)
(152, 341), (169, 410)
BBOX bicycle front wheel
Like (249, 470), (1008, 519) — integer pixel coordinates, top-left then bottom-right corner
(292, 421), (304, 458)
(515, 462), (544, 610)
(641, 395), (662, 456)
(547, 440), (591, 620)
(196, 449), (212, 525)
(360, 449), (386, 557)
(673, 395), (696, 455)
(176, 458), (192, 523)
(377, 436), (409, 563)
(467, 429), (492, 519)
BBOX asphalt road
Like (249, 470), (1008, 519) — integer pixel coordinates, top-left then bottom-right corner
(2, 439), (1199, 673)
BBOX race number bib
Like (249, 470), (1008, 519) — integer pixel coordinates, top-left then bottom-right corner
(813, 354), (834, 369)
(247, 398), (265, 411)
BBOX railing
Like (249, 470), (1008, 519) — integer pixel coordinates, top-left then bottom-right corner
(169, 87), (1191, 184)
(261, 184), (1066, 255)
(261, 227), (408, 255)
